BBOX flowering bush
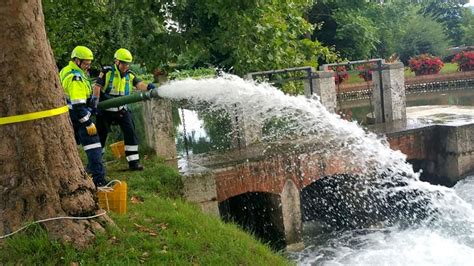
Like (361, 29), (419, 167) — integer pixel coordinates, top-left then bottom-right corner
(452, 51), (474, 72)
(357, 63), (375, 81)
(408, 54), (444, 76)
(330, 66), (349, 85)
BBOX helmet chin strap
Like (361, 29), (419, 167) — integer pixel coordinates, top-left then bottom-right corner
(74, 58), (89, 73)
(116, 61), (127, 75)
(74, 58), (84, 68)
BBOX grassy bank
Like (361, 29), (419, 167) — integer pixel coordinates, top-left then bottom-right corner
(0, 156), (291, 265)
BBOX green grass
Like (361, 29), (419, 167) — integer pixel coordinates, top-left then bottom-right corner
(439, 62), (458, 74)
(346, 72), (365, 84)
(0, 157), (291, 265)
(344, 62), (460, 83)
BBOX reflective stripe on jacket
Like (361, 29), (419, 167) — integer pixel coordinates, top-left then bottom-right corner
(59, 61), (92, 103)
(59, 61), (92, 125)
(103, 65), (137, 96)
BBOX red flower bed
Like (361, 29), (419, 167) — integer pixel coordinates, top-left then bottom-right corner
(330, 66), (349, 85)
(452, 51), (474, 72)
(408, 54), (444, 76)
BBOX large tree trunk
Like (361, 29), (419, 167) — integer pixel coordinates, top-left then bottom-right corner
(0, 0), (109, 248)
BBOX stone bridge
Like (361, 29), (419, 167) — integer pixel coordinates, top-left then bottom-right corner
(181, 140), (364, 251)
(181, 123), (473, 250)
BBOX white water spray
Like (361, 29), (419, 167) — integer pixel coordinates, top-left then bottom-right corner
(158, 75), (474, 264)
(160, 75), (412, 176)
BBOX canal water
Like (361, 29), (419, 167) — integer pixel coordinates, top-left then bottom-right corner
(158, 75), (474, 265)
(292, 175), (474, 265)
(341, 89), (474, 125)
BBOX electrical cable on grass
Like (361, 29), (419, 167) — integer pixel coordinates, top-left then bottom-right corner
(0, 211), (107, 239)
(0, 182), (124, 239)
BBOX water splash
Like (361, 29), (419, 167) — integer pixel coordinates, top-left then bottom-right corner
(160, 75), (413, 178)
(158, 75), (474, 263)
(294, 176), (474, 265)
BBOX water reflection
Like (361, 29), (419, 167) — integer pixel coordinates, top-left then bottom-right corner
(176, 107), (233, 156)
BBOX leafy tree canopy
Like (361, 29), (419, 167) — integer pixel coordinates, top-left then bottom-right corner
(307, 0), (467, 61)
(43, 0), (336, 76)
(396, 10), (449, 63)
(418, 0), (468, 44)
(460, 7), (474, 45)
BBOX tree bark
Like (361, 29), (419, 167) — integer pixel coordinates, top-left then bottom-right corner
(0, 0), (109, 248)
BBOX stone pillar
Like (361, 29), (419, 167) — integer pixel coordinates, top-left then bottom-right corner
(142, 98), (178, 168)
(229, 107), (262, 148)
(280, 179), (304, 251)
(304, 70), (337, 113)
(181, 163), (220, 216)
(372, 62), (406, 123)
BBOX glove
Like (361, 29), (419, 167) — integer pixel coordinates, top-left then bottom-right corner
(90, 95), (99, 108)
(86, 123), (97, 136)
(147, 83), (156, 91)
(90, 107), (99, 116)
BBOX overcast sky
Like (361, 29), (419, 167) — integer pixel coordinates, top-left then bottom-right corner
(467, 0), (474, 6)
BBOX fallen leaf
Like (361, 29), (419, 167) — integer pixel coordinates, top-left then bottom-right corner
(108, 236), (119, 244)
(158, 223), (168, 230)
(134, 223), (143, 229)
(130, 195), (144, 204)
(134, 222), (160, 235)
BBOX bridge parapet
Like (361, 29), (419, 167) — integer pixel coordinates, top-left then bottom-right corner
(383, 123), (474, 185)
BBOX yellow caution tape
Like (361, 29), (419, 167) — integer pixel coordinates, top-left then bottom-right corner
(0, 105), (69, 125)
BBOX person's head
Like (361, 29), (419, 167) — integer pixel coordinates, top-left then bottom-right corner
(114, 48), (133, 73)
(71, 46), (93, 72)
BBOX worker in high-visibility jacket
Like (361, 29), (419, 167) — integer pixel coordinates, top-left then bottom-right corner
(94, 48), (156, 171)
(60, 46), (107, 186)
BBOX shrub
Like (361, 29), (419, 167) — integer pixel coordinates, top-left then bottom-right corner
(452, 51), (474, 72)
(408, 54), (444, 76)
(330, 66), (349, 85)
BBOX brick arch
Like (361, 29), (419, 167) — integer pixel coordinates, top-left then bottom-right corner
(214, 151), (362, 203)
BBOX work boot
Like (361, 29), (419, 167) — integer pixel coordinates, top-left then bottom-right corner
(94, 176), (109, 187)
(129, 162), (144, 171)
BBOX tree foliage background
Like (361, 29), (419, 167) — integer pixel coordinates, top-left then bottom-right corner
(43, 0), (336, 76)
(307, 0), (470, 61)
(43, 0), (474, 74)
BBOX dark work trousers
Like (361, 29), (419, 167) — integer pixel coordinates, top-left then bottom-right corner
(96, 109), (141, 168)
(71, 116), (107, 187)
